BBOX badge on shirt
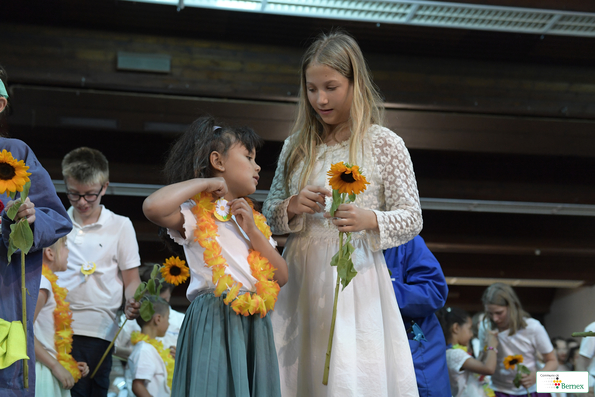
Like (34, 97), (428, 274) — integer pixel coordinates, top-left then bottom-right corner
(81, 261), (96, 281)
(213, 198), (232, 222)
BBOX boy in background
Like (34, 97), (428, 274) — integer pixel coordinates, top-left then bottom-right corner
(125, 298), (172, 397)
(58, 147), (141, 397)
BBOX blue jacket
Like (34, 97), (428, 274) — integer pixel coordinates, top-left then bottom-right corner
(385, 236), (451, 397)
(0, 138), (72, 396)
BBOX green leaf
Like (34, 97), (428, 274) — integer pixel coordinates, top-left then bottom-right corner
(134, 281), (147, 301)
(139, 299), (155, 322)
(21, 181), (31, 201)
(513, 371), (522, 388)
(9, 220), (33, 254)
(337, 257), (358, 290)
(147, 278), (156, 295)
(150, 264), (160, 279)
(156, 282), (163, 297)
(348, 193), (356, 203)
(9, 191), (16, 200)
(329, 251), (340, 267)
(519, 364), (531, 375)
(7, 239), (17, 261)
(6, 200), (22, 221)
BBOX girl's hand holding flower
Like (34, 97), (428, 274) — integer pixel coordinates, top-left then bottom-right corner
(520, 371), (537, 388)
(288, 185), (330, 218)
(324, 203), (377, 233)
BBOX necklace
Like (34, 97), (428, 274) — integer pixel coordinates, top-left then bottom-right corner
(191, 192), (280, 317)
(41, 265), (81, 382)
(130, 331), (174, 390)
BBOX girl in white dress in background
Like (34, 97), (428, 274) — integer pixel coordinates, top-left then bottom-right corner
(263, 30), (422, 397)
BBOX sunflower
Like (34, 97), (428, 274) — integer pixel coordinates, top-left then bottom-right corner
(327, 162), (369, 195)
(160, 256), (190, 286)
(0, 149), (31, 195)
(503, 354), (524, 370)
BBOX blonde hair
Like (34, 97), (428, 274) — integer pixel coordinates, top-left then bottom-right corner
(44, 236), (67, 264)
(283, 30), (384, 191)
(482, 283), (529, 336)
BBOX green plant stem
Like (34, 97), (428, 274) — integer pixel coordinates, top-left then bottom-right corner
(21, 251), (28, 389)
(323, 232), (343, 385)
(91, 319), (127, 379)
(572, 331), (595, 337)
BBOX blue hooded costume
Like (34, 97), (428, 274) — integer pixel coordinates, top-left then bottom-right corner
(0, 138), (72, 397)
(385, 235), (451, 397)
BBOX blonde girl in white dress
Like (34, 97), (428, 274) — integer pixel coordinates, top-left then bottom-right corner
(263, 30), (422, 397)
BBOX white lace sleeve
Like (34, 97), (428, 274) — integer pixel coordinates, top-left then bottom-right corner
(372, 128), (423, 250)
(263, 137), (305, 235)
(166, 201), (196, 245)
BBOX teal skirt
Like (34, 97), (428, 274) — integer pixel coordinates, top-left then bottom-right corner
(172, 292), (281, 397)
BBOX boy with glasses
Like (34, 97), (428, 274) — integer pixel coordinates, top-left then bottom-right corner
(57, 147), (141, 397)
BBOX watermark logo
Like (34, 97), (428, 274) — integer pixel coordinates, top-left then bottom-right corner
(537, 371), (588, 393)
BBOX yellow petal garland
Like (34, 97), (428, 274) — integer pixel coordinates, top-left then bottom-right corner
(41, 265), (81, 382)
(190, 192), (280, 318)
(130, 331), (174, 390)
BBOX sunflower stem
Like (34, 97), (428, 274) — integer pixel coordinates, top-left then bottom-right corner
(21, 250), (28, 389)
(91, 319), (127, 379)
(323, 231), (344, 385)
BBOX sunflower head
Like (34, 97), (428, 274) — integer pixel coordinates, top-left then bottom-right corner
(160, 256), (190, 286)
(327, 162), (369, 195)
(0, 149), (31, 196)
(503, 354), (524, 370)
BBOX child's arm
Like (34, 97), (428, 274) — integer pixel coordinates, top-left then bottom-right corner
(122, 267), (142, 320)
(33, 289), (76, 389)
(461, 330), (499, 375)
(143, 178), (227, 235)
(132, 379), (153, 397)
(231, 199), (288, 287)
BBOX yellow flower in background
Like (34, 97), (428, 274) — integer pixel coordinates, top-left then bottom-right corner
(503, 354), (524, 370)
(327, 162), (369, 195)
(160, 256), (189, 286)
(0, 149), (31, 195)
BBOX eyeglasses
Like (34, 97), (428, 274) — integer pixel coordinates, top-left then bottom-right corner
(66, 185), (105, 203)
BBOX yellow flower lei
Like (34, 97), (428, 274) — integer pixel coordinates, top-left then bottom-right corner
(41, 265), (81, 382)
(190, 192), (280, 318)
(130, 331), (174, 390)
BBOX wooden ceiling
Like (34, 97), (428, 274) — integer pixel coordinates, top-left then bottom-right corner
(1, 0), (594, 313)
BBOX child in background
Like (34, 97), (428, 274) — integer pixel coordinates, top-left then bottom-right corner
(115, 265), (184, 360)
(33, 237), (89, 396)
(436, 306), (499, 397)
(0, 65), (73, 397)
(125, 298), (173, 397)
(143, 116), (288, 397)
(262, 30), (422, 396)
(551, 337), (571, 371)
(57, 147), (141, 397)
(479, 283), (557, 396)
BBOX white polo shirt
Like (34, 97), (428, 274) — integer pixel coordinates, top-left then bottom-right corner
(58, 206), (141, 341)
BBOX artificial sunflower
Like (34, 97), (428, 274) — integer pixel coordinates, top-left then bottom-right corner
(503, 354), (524, 370)
(327, 162), (369, 195)
(0, 149), (31, 195)
(160, 256), (190, 286)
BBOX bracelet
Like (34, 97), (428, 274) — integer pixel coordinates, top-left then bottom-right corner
(484, 346), (498, 353)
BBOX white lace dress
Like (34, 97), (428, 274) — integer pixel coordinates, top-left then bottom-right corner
(263, 125), (422, 397)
